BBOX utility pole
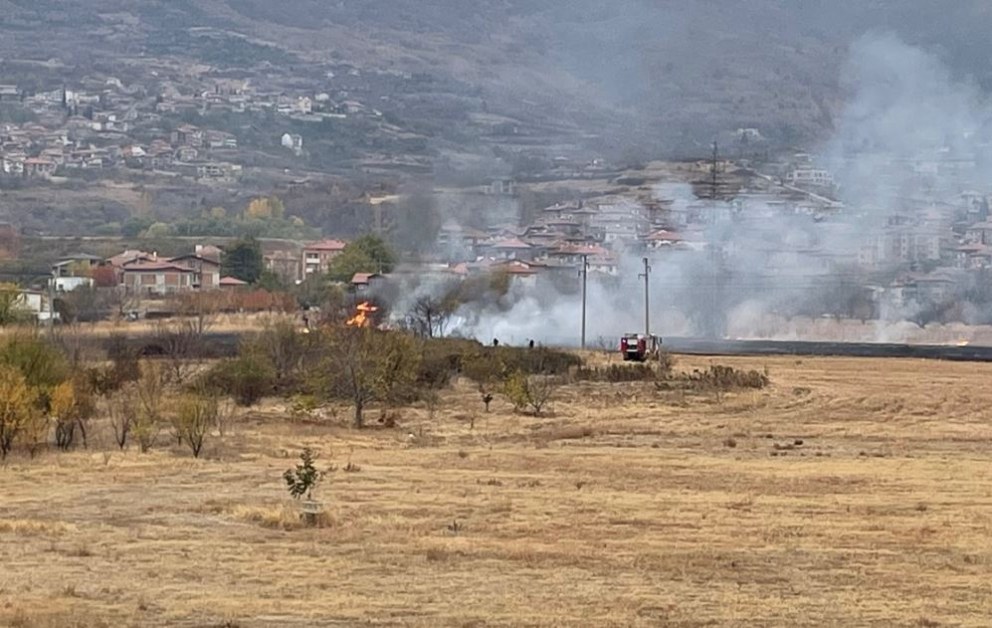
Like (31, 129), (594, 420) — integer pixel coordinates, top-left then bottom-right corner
(579, 254), (588, 349)
(47, 271), (55, 338)
(638, 257), (651, 338)
(710, 140), (720, 201)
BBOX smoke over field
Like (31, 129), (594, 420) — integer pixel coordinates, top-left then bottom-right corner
(418, 34), (992, 347)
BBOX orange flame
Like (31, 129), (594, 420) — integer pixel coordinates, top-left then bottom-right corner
(346, 301), (379, 328)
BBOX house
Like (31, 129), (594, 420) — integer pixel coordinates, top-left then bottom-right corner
(108, 249), (157, 269)
(644, 229), (686, 249)
(588, 255), (619, 276)
(23, 158), (57, 177)
(302, 239), (348, 277)
(281, 133), (303, 156)
(0, 85), (19, 102)
(52, 253), (103, 277)
(219, 276), (248, 290)
(964, 222), (992, 246)
(16, 290), (55, 322)
(264, 249), (302, 284)
(548, 243), (609, 265)
(169, 254), (221, 290)
(490, 260), (539, 287)
(955, 243), (992, 270)
(205, 131), (238, 150)
(51, 276), (94, 293)
(194, 244), (223, 262)
(488, 238), (534, 261)
(486, 179), (516, 196)
(121, 262), (195, 295)
(351, 272), (385, 293)
(785, 168), (834, 188)
(171, 124), (203, 148)
(436, 223), (488, 259)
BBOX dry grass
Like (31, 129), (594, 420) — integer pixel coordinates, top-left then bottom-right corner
(2, 355), (992, 626)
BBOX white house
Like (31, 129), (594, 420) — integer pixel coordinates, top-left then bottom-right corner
(281, 133), (303, 156)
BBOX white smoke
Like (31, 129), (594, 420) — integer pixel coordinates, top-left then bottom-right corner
(431, 34), (992, 346)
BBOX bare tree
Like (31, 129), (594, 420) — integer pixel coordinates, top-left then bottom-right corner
(132, 362), (166, 453)
(501, 371), (563, 416)
(107, 390), (136, 450)
(154, 319), (201, 384)
(177, 392), (217, 458)
(312, 328), (421, 428)
(406, 295), (455, 339)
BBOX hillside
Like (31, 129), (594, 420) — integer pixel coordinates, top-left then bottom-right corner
(3, 1), (992, 156)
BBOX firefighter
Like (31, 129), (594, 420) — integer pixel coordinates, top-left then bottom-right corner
(528, 339), (535, 349)
(493, 338), (500, 347)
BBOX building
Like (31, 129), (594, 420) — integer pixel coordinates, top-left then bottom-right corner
(122, 262), (195, 295)
(171, 124), (204, 148)
(169, 254), (221, 290)
(281, 133), (304, 156)
(488, 238), (534, 261)
(23, 158), (56, 177)
(219, 276), (248, 290)
(351, 272), (384, 293)
(52, 254), (103, 278)
(51, 276), (94, 293)
(264, 249), (302, 284)
(785, 168), (835, 188)
(0, 85), (19, 102)
(302, 239), (348, 277)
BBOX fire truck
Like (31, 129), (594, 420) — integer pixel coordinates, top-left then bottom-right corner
(620, 333), (662, 362)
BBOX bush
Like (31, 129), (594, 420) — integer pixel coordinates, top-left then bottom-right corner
(657, 365), (770, 392)
(0, 333), (68, 394)
(575, 364), (659, 383)
(501, 370), (562, 416)
(204, 353), (277, 406)
(422, 338), (582, 378)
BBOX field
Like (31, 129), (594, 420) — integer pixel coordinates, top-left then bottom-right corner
(2, 354), (992, 627)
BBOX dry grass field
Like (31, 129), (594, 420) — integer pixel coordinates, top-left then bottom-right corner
(2, 354), (992, 627)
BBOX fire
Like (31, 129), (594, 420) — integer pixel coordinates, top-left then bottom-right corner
(346, 301), (379, 328)
(957, 339), (971, 347)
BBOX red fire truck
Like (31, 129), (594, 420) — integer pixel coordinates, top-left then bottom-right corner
(620, 333), (662, 362)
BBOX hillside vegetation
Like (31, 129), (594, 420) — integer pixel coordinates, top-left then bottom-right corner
(4, 1), (992, 153)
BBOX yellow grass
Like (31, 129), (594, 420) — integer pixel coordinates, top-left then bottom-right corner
(2, 355), (992, 626)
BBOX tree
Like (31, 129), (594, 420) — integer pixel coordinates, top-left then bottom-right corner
(0, 333), (68, 391)
(283, 448), (323, 501)
(205, 352), (277, 407)
(245, 196), (286, 220)
(0, 366), (39, 459)
(406, 294), (456, 339)
(49, 379), (94, 451)
(107, 390), (136, 450)
(176, 392), (217, 458)
(284, 447), (325, 525)
(132, 363), (166, 453)
(463, 352), (502, 414)
(312, 328), (420, 428)
(0, 283), (29, 326)
(326, 235), (396, 283)
(221, 236), (264, 284)
(246, 319), (312, 386)
(501, 370), (562, 416)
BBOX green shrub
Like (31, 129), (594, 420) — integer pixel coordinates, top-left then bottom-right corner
(0, 333), (68, 393)
(204, 353), (277, 406)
